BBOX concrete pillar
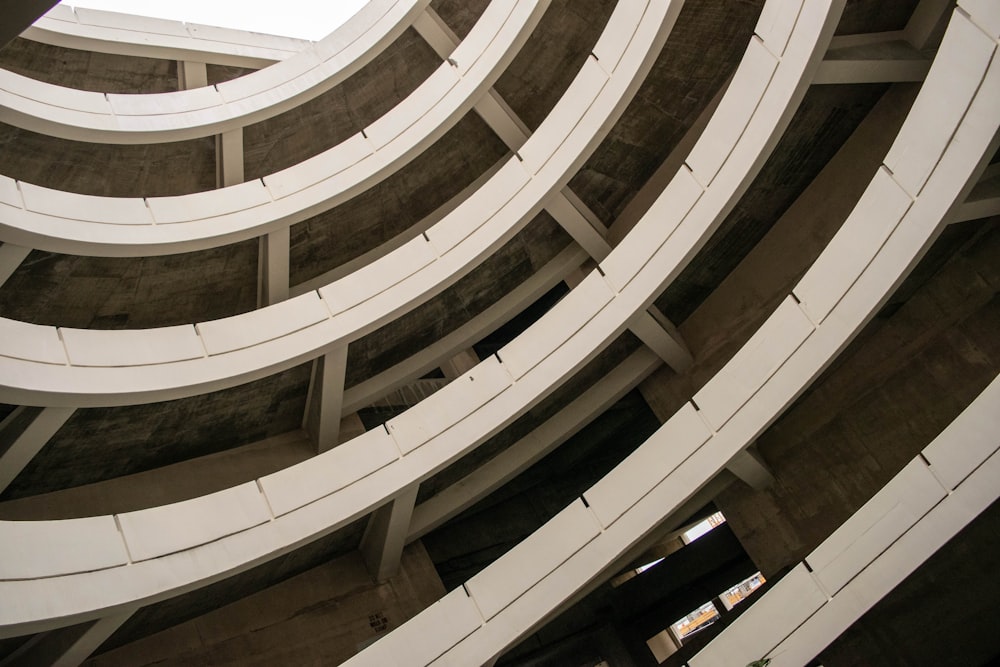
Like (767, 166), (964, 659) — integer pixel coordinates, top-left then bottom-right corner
(303, 347), (349, 453)
(0, 406), (74, 494)
(628, 307), (694, 374)
(177, 60), (208, 90)
(360, 483), (419, 582)
(1, 607), (135, 667)
(903, 0), (953, 50)
(216, 128), (245, 187)
(546, 191), (612, 261)
(0, 243), (31, 288)
(440, 348), (480, 379)
(412, 5), (613, 261)
(258, 227), (290, 306)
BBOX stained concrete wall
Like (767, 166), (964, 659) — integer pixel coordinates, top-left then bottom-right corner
(819, 499), (1000, 666)
(1, 362), (312, 499)
(85, 541), (447, 666)
(0, 37), (178, 92)
(715, 217), (1000, 576)
(569, 0), (764, 226)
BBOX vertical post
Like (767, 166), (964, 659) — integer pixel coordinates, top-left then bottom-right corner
(176, 60), (208, 90)
(216, 128), (245, 188)
(440, 348), (480, 379)
(258, 228), (290, 306)
(360, 483), (419, 582)
(303, 347), (349, 453)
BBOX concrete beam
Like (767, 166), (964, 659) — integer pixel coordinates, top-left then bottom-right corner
(565, 267), (692, 374)
(177, 60), (208, 91)
(0, 406), (74, 494)
(815, 38), (930, 85)
(413, 5), (612, 259)
(0, 606), (135, 667)
(725, 445), (775, 491)
(361, 483), (419, 582)
(903, 0), (953, 50)
(0, 243), (31, 289)
(303, 347), (349, 453)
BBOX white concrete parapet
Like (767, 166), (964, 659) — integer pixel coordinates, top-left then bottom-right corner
(3, 0), (429, 143)
(0, 0), (543, 261)
(693, 374), (1000, 666)
(22, 4), (309, 68)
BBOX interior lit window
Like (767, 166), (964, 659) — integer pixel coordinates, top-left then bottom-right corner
(681, 510), (726, 544)
(56, 1), (371, 41)
(669, 600), (721, 643)
(719, 571), (766, 611)
(634, 556), (665, 575)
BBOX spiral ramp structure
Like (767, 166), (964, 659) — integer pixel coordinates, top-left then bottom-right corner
(0, 0), (998, 665)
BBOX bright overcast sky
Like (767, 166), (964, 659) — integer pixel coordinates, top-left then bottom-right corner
(57, 1), (371, 41)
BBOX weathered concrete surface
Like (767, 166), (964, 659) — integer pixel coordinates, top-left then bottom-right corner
(569, 0), (764, 225)
(346, 212), (572, 386)
(423, 386), (660, 591)
(715, 218), (1000, 576)
(0, 431), (314, 519)
(0, 37), (178, 92)
(0, 122), (217, 196)
(244, 27), (441, 180)
(837, 0), (921, 36)
(432, 0), (492, 40)
(638, 82), (917, 427)
(85, 541), (446, 666)
(94, 516), (370, 656)
(1, 362), (312, 500)
(416, 330), (643, 505)
(493, 0), (616, 131)
(0, 239), (258, 328)
(655, 83), (891, 326)
(289, 113), (509, 286)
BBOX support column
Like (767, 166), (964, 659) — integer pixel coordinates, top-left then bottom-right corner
(360, 483), (419, 582)
(176, 60), (208, 90)
(627, 307), (694, 374)
(903, 0), (952, 50)
(3, 606), (136, 667)
(564, 268), (692, 375)
(216, 128), (244, 187)
(0, 406), (74, 494)
(412, 5), (614, 259)
(725, 445), (775, 491)
(258, 227), (290, 306)
(546, 191), (613, 261)
(303, 347), (349, 453)
(0, 243), (31, 289)
(440, 348), (479, 379)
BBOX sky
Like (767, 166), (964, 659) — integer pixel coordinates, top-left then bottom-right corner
(57, 0), (371, 41)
